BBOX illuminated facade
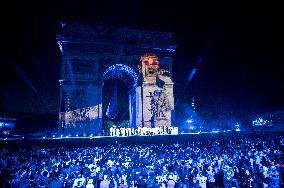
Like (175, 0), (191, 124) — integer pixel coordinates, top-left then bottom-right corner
(57, 23), (176, 134)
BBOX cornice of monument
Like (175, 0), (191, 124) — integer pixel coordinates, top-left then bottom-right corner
(56, 22), (176, 54)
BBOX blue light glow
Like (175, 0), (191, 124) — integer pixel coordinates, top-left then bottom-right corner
(103, 64), (139, 88)
(186, 119), (193, 123)
(57, 42), (63, 52)
(252, 117), (273, 126)
(188, 68), (197, 81)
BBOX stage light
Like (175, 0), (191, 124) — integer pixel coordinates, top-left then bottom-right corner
(76, 134), (78, 137)
(236, 128), (240, 132)
(60, 135), (63, 138)
(57, 42), (63, 52)
(84, 134), (86, 137)
(53, 135), (55, 138)
(186, 119), (193, 123)
(43, 137), (46, 139)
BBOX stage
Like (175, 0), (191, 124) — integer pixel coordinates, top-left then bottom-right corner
(1, 130), (282, 149)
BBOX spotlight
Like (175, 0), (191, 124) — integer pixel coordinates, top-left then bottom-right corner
(186, 119), (193, 123)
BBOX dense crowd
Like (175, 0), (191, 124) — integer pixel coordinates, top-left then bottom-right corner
(1, 134), (284, 188)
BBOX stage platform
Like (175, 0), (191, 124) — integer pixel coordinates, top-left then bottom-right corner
(1, 130), (283, 148)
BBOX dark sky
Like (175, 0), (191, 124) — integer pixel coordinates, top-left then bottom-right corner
(0, 0), (283, 126)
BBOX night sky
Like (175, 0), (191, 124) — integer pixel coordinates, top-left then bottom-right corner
(0, 1), (283, 128)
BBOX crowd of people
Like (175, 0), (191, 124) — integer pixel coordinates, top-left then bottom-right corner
(1, 133), (284, 188)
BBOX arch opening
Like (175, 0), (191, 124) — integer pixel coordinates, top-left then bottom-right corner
(102, 64), (140, 135)
(102, 79), (129, 134)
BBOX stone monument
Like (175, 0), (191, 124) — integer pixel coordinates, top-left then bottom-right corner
(57, 23), (176, 134)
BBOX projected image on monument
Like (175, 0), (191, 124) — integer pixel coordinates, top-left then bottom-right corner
(57, 23), (176, 135)
(102, 79), (129, 134)
(59, 87), (102, 135)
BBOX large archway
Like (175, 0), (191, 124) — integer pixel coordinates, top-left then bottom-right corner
(102, 64), (140, 133)
(57, 23), (176, 135)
